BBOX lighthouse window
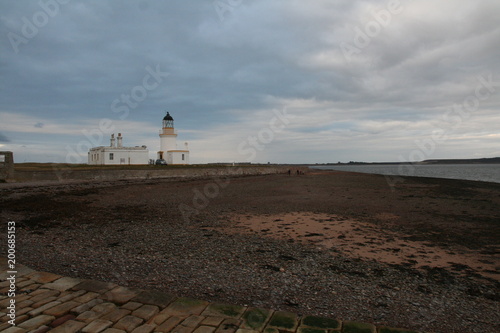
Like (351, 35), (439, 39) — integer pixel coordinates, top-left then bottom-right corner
(109, 153), (114, 160)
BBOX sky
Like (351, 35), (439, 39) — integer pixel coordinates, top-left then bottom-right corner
(1, 0), (499, 164)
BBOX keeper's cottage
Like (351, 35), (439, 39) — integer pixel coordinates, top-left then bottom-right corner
(88, 133), (149, 165)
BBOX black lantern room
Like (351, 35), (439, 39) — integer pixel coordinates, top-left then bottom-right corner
(163, 112), (174, 128)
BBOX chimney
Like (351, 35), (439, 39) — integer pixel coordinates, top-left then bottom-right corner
(117, 133), (123, 148)
(110, 134), (115, 147)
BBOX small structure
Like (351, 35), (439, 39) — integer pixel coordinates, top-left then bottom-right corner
(88, 133), (149, 165)
(0, 151), (14, 182)
(157, 112), (190, 165)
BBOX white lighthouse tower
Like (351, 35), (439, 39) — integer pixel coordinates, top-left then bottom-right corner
(157, 112), (190, 165)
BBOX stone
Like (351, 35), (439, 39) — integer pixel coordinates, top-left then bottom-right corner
(28, 301), (61, 317)
(72, 298), (104, 314)
(32, 296), (59, 308)
(301, 315), (341, 330)
(113, 315), (144, 332)
(26, 272), (62, 284)
(43, 301), (80, 317)
(122, 301), (144, 311)
(17, 299), (34, 308)
(132, 304), (160, 320)
(241, 307), (272, 331)
(146, 313), (169, 325)
(202, 303), (246, 319)
(342, 321), (376, 333)
(201, 316), (224, 327)
(0, 265), (34, 279)
(30, 290), (60, 304)
(194, 326), (217, 333)
(73, 280), (118, 294)
(236, 330), (259, 333)
(17, 307), (34, 317)
(131, 324), (156, 333)
(378, 327), (419, 333)
(100, 308), (131, 322)
(17, 279), (36, 288)
(155, 315), (185, 332)
(49, 320), (86, 333)
(13, 314), (29, 325)
(267, 311), (299, 331)
(172, 326), (195, 333)
(81, 319), (114, 332)
(43, 277), (83, 291)
(181, 315), (206, 328)
(102, 329), (127, 333)
(215, 318), (241, 333)
(59, 289), (86, 302)
(101, 286), (140, 305)
(91, 302), (118, 316)
(76, 310), (102, 322)
(31, 325), (52, 333)
(162, 297), (210, 316)
(132, 290), (175, 308)
(2, 327), (28, 333)
(20, 283), (41, 292)
(50, 314), (77, 327)
(297, 327), (327, 333)
(74, 291), (100, 303)
(262, 329), (279, 333)
(18, 314), (55, 330)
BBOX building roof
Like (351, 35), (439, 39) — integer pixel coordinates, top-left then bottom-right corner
(163, 112), (173, 121)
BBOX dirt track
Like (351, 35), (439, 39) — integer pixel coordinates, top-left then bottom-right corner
(1, 170), (499, 332)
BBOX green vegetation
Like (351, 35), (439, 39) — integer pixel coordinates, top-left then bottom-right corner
(209, 303), (245, 317)
(302, 315), (341, 329)
(242, 308), (271, 329)
(268, 311), (297, 329)
(14, 162), (276, 172)
(342, 321), (376, 333)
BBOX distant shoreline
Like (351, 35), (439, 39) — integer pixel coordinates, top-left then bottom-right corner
(314, 156), (500, 166)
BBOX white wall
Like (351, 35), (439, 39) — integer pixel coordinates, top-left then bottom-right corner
(88, 148), (149, 165)
(166, 151), (189, 165)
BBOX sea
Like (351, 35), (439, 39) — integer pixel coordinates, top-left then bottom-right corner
(310, 164), (500, 184)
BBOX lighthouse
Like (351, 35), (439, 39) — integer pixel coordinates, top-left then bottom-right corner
(157, 112), (190, 165)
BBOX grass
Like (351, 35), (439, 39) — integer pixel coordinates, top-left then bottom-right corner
(14, 163), (276, 172)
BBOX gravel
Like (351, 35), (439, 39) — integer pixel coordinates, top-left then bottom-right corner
(1, 172), (499, 333)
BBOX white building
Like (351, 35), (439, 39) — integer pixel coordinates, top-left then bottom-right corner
(157, 112), (190, 165)
(88, 133), (149, 165)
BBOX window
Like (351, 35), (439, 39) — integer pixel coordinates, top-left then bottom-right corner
(120, 158), (126, 164)
(109, 153), (114, 160)
(182, 154), (185, 161)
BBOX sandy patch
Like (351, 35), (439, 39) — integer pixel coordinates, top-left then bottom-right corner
(220, 212), (499, 280)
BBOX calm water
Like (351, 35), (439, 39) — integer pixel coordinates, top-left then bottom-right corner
(310, 164), (500, 184)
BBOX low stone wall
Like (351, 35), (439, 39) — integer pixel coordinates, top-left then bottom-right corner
(0, 151), (14, 182)
(11, 165), (309, 183)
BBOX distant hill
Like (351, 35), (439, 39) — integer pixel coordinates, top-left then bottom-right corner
(322, 157), (500, 165)
(421, 157), (500, 164)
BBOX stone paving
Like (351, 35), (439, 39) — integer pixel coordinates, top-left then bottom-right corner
(1, 260), (420, 333)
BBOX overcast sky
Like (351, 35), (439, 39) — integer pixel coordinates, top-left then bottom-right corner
(1, 0), (499, 164)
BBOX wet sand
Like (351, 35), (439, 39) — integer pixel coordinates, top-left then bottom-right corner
(224, 212), (498, 280)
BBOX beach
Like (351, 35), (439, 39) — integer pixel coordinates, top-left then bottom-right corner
(1, 170), (499, 332)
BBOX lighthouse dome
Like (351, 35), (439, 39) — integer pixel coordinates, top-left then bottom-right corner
(162, 112), (174, 128)
(163, 112), (173, 121)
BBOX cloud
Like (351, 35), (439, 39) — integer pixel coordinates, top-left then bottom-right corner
(0, 1), (499, 163)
